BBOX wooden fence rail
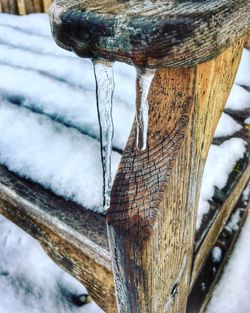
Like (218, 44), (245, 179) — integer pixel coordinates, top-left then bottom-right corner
(0, 0), (51, 14)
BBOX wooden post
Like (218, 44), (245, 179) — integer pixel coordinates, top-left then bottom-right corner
(107, 37), (245, 313)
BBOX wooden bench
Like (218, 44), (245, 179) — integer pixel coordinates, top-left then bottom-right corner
(0, 1), (250, 312)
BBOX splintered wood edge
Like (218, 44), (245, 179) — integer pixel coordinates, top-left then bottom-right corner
(190, 162), (250, 289)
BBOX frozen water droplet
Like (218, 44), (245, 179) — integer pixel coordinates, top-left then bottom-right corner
(93, 59), (115, 210)
(135, 67), (155, 151)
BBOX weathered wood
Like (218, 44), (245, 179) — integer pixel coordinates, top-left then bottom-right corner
(191, 161), (250, 289)
(107, 38), (245, 313)
(245, 32), (250, 49)
(43, 0), (51, 13)
(0, 165), (117, 313)
(1, 0), (48, 13)
(195, 152), (250, 251)
(16, 0), (26, 14)
(23, 0), (43, 13)
(187, 187), (250, 313)
(50, 0), (250, 68)
(0, 0), (18, 13)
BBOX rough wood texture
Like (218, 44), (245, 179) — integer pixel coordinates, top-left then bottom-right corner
(188, 187), (250, 313)
(0, 0), (50, 13)
(195, 152), (249, 251)
(0, 165), (117, 313)
(43, 0), (51, 12)
(245, 32), (250, 49)
(107, 38), (245, 313)
(50, 0), (250, 68)
(0, 0), (18, 13)
(191, 162), (250, 289)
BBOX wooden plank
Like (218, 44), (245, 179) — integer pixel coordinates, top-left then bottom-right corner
(1, 0), (18, 13)
(21, 0), (43, 13)
(43, 0), (51, 12)
(195, 153), (249, 251)
(0, 165), (116, 312)
(50, 0), (250, 68)
(107, 38), (245, 313)
(17, 0), (26, 15)
(191, 162), (250, 289)
(187, 187), (250, 313)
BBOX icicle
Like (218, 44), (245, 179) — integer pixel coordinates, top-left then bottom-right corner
(135, 67), (155, 151)
(93, 58), (115, 210)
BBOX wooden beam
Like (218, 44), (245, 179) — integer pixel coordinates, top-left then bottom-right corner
(0, 165), (116, 312)
(187, 186), (250, 313)
(50, 0), (250, 68)
(43, 0), (51, 12)
(191, 162), (250, 289)
(16, 0), (26, 14)
(0, 0), (18, 13)
(107, 37), (245, 313)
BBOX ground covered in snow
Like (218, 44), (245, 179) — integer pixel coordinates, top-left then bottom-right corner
(0, 13), (249, 313)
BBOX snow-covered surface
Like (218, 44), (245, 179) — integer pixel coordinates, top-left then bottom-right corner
(0, 13), (249, 313)
(197, 138), (247, 229)
(0, 215), (103, 313)
(0, 99), (120, 212)
(214, 112), (242, 138)
(206, 206), (250, 313)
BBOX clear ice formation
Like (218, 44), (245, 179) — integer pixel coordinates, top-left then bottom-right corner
(93, 59), (115, 210)
(93, 60), (155, 209)
(135, 67), (155, 151)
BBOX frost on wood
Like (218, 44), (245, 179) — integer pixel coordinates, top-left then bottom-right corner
(93, 59), (115, 210)
(135, 67), (155, 151)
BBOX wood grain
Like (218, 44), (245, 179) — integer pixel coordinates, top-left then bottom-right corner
(191, 162), (250, 290)
(43, 0), (51, 12)
(107, 38), (245, 313)
(0, 165), (117, 313)
(0, 0), (18, 13)
(245, 32), (250, 49)
(188, 187), (250, 313)
(50, 0), (250, 68)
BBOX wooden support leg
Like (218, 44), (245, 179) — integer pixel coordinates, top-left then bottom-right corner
(107, 37), (246, 313)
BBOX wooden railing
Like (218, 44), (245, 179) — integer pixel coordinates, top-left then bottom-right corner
(0, 0), (51, 14)
(0, 1), (250, 313)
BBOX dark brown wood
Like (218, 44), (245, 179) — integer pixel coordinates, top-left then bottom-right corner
(107, 38), (245, 313)
(0, 165), (117, 313)
(0, 0), (18, 13)
(50, 0), (250, 68)
(187, 185), (250, 313)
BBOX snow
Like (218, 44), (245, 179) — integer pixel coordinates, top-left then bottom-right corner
(206, 213), (250, 313)
(0, 215), (103, 313)
(214, 112), (242, 138)
(225, 84), (250, 111)
(212, 246), (222, 263)
(197, 138), (247, 229)
(0, 12), (249, 313)
(0, 99), (121, 213)
(235, 49), (250, 88)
